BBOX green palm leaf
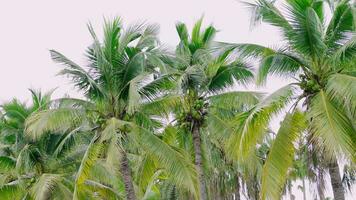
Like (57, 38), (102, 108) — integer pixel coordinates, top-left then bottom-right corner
(138, 127), (198, 198)
(25, 108), (86, 140)
(260, 110), (306, 200)
(308, 90), (356, 160)
(226, 85), (295, 162)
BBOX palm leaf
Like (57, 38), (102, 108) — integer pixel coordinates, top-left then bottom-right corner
(261, 110), (306, 200)
(208, 91), (262, 110)
(326, 73), (356, 108)
(73, 134), (103, 200)
(50, 50), (103, 97)
(30, 174), (64, 200)
(25, 108), (86, 140)
(208, 61), (254, 91)
(137, 127), (198, 198)
(226, 85), (295, 162)
(308, 90), (356, 160)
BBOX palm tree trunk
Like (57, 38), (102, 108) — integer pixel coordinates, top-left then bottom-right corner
(120, 150), (136, 200)
(235, 176), (240, 200)
(317, 170), (325, 200)
(328, 160), (345, 200)
(302, 179), (306, 200)
(192, 121), (207, 200)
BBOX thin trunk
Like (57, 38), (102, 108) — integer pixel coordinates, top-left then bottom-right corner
(235, 176), (241, 200)
(120, 150), (136, 200)
(328, 160), (345, 200)
(192, 121), (207, 200)
(317, 185), (325, 200)
(317, 169), (325, 200)
(302, 179), (306, 200)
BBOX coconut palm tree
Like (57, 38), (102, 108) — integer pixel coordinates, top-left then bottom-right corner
(223, 0), (356, 199)
(0, 89), (85, 200)
(25, 18), (198, 200)
(157, 18), (270, 200)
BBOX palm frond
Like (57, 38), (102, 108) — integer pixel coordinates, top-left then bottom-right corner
(25, 108), (86, 140)
(138, 127), (198, 198)
(208, 61), (254, 91)
(0, 156), (16, 173)
(244, 0), (292, 39)
(208, 91), (262, 111)
(332, 34), (356, 63)
(140, 95), (183, 117)
(257, 52), (302, 85)
(30, 174), (64, 200)
(261, 110), (306, 200)
(50, 50), (103, 98)
(176, 22), (189, 45)
(0, 184), (24, 200)
(139, 74), (178, 100)
(326, 73), (356, 108)
(73, 134), (103, 200)
(308, 90), (356, 160)
(325, 0), (356, 50)
(226, 85), (295, 162)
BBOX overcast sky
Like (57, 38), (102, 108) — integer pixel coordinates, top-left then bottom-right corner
(0, 0), (354, 199)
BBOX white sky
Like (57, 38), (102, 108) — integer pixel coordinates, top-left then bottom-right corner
(0, 0), (354, 199)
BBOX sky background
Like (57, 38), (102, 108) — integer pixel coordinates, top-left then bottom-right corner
(0, 0), (354, 199)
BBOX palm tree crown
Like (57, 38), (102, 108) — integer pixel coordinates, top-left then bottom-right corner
(224, 0), (356, 199)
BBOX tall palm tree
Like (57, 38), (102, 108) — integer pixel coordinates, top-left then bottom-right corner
(0, 90), (83, 200)
(159, 18), (265, 199)
(25, 18), (198, 200)
(224, 0), (356, 199)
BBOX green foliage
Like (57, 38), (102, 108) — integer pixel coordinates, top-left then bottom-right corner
(2, 2), (356, 199)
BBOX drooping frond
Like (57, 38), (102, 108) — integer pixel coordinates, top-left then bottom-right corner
(50, 50), (103, 98)
(326, 73), (356, 108)
(141, 95), (183, 117)
(29, 174), (64, 200)
(308, 90), (356, 160)
(332, 35), (356, 63)
(261, 110), (306, 200)
(208, 61), (254, 91)
(73, 135), (104, 200)
(257, 52), (302, 85)
(325, 0), (356, 50)
(0, 156), (16, 173)
(53, 127), (83, 157)
(139, 74), (178, 100)
(0, 184), (24, 200)
(244, 0), (292, 38)
(25, 108), (86, 140)
(137, 127), (198, 198)
(136, 23), (160, 50)
(226, 85), (295, 162)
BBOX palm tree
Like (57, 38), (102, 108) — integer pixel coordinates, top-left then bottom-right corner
(25, 18), (198, 200)
(0, 89), (83, 200)
(224, 0), (356, 199)
(159, 18), (265, 199)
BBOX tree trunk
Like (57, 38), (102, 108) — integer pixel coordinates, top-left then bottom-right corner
(235, 176), (241, 200)
(120, 150), (136, 200)
(192, 121), (207, 200)
(328, 160), (345, 200)
(302, 179), (306, 200)
(317, 169), (325, 200)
